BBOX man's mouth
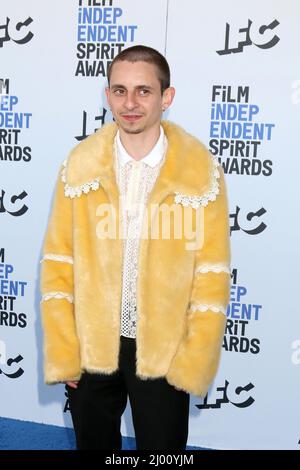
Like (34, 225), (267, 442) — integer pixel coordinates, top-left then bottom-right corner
(121, 114), (143, 122)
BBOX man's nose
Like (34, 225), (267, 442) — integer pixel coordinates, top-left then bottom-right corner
(124, 91), (138, 110)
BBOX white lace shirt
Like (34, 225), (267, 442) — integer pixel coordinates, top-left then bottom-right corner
(114, 126), (167, 338)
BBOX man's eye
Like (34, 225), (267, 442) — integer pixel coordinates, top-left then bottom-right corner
(114, 89), (125, 95)
(140, 89), (149, 96)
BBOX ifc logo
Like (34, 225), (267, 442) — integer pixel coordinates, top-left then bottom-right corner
(0, 339), (6, 364)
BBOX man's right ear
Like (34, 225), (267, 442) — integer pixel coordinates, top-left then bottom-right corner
(105, 86), (110, 104)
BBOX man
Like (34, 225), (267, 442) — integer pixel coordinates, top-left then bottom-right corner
(40, 45), (230, 450)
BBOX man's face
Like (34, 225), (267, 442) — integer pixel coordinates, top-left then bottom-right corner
(105, 60), (174, 135)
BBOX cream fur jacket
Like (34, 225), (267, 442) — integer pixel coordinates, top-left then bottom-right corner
(40, 120), (230, 397)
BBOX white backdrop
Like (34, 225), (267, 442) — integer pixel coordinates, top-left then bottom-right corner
(1, 0), (299, 450)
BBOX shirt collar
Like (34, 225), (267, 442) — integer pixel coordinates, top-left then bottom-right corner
(115, 125), (166, 168)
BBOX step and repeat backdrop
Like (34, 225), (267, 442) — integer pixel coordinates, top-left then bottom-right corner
(1, 0), (299, 450)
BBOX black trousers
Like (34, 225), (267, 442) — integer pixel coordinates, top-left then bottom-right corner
(67, 335), (190, 450)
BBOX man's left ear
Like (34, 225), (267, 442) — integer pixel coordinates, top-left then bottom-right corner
(162, 87), (175, 111)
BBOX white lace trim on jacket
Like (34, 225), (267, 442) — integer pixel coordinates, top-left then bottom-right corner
(61, 160), (100, 198)
(40, 254), (74, 265)
(41, 291), (74, 303)
(190, 303), (226, 315)
(174, 155), (220, 209)
(195, 263), (230, 274)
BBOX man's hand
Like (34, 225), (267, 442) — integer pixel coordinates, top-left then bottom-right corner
(66, 381), (79, 389)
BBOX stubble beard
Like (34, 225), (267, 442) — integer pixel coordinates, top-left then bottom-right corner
(122, 126), (145, 134)
(117, 118), (146, 135)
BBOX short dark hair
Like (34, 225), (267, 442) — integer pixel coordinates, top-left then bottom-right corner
(107, 45), (170, 93)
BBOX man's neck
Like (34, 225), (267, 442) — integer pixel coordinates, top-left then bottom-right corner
(118, 124), (161, 160)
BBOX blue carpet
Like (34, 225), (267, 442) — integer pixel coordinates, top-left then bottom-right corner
(0, 417), (202, 450)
